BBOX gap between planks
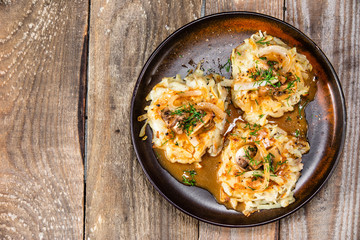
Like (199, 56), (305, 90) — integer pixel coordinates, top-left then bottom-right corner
(81, 0), (91, 239)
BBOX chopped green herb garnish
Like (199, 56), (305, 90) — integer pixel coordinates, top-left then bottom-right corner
(295, 130), (300, 137)
(235, 171), (246, 177)
(170, 104), (206, 135)
(224, 59), (231, 72)
(256, 36), (271, 45)
(182, 170), (197, 186)
(285, 95), (291, 107)
(298, 100), (309, 119)
(252, 171), (263, 178)
(245, 123), (262, 136)
(267, 60), (278, 67)
(226, 109), (231, 116)
(275, 160), (288, 169)
(236, 51), (241, 56)
(264, 153), (275, 172)
(251, 66), (277, 87)
(161, 138), (171, 146)
(228, 166), (232, 174)
(286, 116), (292, 122)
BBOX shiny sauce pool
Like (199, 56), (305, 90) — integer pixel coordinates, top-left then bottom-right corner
(153, 73), (318, 211)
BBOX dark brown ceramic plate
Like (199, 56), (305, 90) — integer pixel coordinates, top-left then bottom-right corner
(130, 12), (346, 227)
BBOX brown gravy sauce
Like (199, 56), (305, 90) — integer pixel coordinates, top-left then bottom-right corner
(153, 72), (318, 211)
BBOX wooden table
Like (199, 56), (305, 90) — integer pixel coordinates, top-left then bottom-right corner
(0, 0), (358, 239)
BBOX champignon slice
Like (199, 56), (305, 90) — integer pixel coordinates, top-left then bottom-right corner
(235, 147), (248, 171)
(189, 111), (214, 136)
(161, 108), (174, 126)
(161, 107), (186, 134)
(235, 145), (262, 171)
(273, 85), (292, 101)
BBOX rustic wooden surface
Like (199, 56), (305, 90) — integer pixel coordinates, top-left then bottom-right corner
(0, 0), (88, 239)
(281, 1), (360, 239)
(1, 0), (359, 239)
(85, 1), (202, 239)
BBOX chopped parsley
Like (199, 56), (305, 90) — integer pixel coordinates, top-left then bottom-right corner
(286, 116), (292, 122)
(252, 171), (263, 178)
(182, 170), (197, 186)
(221, 58), (231, 72)
(298, 100), (309, 119)
(264, 153), (275, 172)
(251, 66), (278, 88)
(267, 60), (278, 67)
(285, 75), (300, 92)
(235, 171), (246, 177)
(295, 129), (300, 137)
(170, 104), (206, 135)
(275, 160), (288, 169)
(256, 36), (271, 45)
(244, 123), (262, 136)
(161, 131), (175, 146)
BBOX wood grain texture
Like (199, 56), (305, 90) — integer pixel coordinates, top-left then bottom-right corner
(86, 1), (202, 239)
(205, 0), (283, 18)
(281, 0), (360, 239)
(200, 1), (283, 239)
(0, 0), (88, 239)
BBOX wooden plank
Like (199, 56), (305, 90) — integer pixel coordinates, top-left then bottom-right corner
(198, 1), (283, 239)
(0, 0), (88, 239)
(85, 1), (202, 239)
(281, 0), (360, 239)
(206, 0), (283, 18)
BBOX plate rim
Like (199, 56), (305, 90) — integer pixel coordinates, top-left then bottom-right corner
(130, 11), (347, 227)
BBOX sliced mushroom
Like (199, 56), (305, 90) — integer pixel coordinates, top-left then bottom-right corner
(272, 84), (292, 101)
(235, 144), (263, 171)
(161, 107), (186, 134)
(161, 108), (176, 127)
(189, 112), (215, 136)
